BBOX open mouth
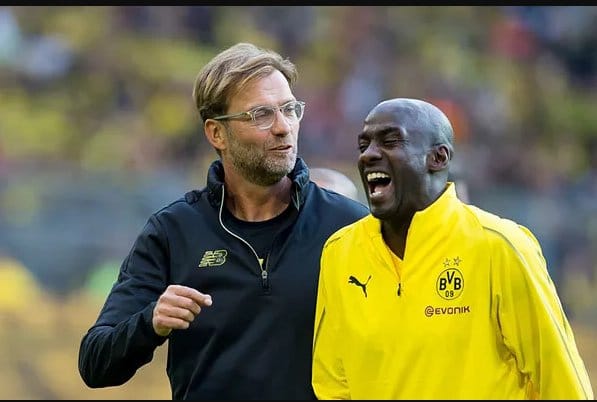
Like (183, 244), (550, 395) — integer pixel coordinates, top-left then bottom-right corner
(366, 172), (391, 198)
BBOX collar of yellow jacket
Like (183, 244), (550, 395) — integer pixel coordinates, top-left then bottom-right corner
(362, 181), (459, 240)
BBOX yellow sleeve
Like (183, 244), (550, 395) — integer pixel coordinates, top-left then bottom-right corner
(312, 241), (350, 400)
(493, 224), (594, 400)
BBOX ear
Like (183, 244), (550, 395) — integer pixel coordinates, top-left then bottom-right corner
(427, 144), (450, 172)
(204, 119), (227, 152)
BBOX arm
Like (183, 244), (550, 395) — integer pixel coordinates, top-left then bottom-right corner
(312, 243), (351, 400)
(492, 224), (594, 399)
(78, 215), (170, 387)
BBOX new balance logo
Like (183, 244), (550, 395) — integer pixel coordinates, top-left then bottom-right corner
(198, 250), (227, 268)
(348, 275), (371, 298)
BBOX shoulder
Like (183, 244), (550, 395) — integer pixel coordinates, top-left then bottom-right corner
(307, 182), (368, 216)
(324, 214), (371, 250)
(152, 188), (210, 222)
(464, 207), (554, 302)
(300, 185), (369, 240)
(464, 204), (543, 261)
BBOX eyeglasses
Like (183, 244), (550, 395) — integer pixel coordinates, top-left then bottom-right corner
(212, 100), (306, 130)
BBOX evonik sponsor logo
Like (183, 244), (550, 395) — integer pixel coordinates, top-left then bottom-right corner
(424, 305), (471, 317)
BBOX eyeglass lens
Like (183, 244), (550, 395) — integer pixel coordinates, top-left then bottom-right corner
(254, 102), (304, 129)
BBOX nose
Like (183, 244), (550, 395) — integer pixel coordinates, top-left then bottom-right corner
(359, 142), (381, 164)
(270, 108), (293, 135)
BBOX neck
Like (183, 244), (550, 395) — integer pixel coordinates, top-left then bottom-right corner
(224, 174), (292, 222)
(381, 215), (413, 259)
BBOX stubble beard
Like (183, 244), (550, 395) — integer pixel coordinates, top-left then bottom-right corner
(228, 133), (296, 186)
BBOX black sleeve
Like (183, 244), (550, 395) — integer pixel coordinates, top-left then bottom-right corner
(78, 214), (170, 388)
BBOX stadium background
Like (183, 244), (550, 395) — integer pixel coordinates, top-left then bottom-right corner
(0, 6), (596, 398)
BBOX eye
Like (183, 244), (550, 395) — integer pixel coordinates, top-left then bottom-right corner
(281, 102), (297, 117)
(381, 133), (404, 147)
(252, 107), (273, 122)
(358, 140), (369, 153)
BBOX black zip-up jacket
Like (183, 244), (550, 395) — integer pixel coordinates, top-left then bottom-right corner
(78, 158), (369, 400)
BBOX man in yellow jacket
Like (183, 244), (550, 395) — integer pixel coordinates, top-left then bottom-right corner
(311, 98), (594, 400)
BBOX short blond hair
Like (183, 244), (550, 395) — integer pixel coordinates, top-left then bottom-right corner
(192, 42), (298, 122)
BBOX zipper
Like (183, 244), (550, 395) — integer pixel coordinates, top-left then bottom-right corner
(217, 186), (270, 291)
(261, 269), (269, 290)
(386, 243), (403, 297)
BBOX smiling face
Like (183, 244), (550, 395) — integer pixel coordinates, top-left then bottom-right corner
(206, 70), (299, 186)
(357, 98), (453, 221)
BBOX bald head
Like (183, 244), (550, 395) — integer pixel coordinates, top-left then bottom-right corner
(367, 98), (455, 157)
(358, 97), (457, 220)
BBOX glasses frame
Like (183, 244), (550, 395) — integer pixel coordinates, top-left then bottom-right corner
(211, 100), (305, 130)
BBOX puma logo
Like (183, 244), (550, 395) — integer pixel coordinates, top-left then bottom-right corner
(348, 275), (371, 298)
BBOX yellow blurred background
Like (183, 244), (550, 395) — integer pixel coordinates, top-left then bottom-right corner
(1, 6), (596, 398)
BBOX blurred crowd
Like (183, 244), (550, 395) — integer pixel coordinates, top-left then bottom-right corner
(2, 4), (597, 316)
(0, 6), (597, 314)
(1, 6), (597, 397)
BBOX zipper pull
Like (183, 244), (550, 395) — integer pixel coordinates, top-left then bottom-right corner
(261, 270), (270, 290)
(397, 282), (402, 297)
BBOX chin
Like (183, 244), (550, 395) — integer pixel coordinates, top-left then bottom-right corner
(369, 205), (394, 220)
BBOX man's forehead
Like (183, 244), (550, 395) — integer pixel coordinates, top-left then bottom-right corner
(364, 109), (405, 129)
(365, 101), (421, 130)
(361, 121), (404, 139)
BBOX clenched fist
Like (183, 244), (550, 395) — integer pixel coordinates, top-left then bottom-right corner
(152, 284), (212, 337)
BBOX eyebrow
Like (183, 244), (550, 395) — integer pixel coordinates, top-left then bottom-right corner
(246, 99), (297, 110)
(378, 125), (401, 136)
(360, 124), (403, 138)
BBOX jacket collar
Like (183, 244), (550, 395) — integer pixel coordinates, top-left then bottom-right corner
(362, 182), (459, 239)
(206, 157), (310, 210)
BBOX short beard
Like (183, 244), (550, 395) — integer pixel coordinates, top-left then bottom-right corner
(233, 154), (294, 186)
(226, 127), (296, 186)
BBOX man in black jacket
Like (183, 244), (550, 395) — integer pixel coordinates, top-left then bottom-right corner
(78, 42), (369, 400)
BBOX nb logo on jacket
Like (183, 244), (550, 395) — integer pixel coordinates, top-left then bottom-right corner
(198, 250), (228, 268)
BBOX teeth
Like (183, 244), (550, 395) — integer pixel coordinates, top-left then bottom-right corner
(366, 172), (390, 182)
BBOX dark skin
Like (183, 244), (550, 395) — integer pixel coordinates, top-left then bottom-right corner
(357, 98), (454, 259)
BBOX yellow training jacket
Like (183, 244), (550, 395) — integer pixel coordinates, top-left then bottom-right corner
(312, 183), (593, 400)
